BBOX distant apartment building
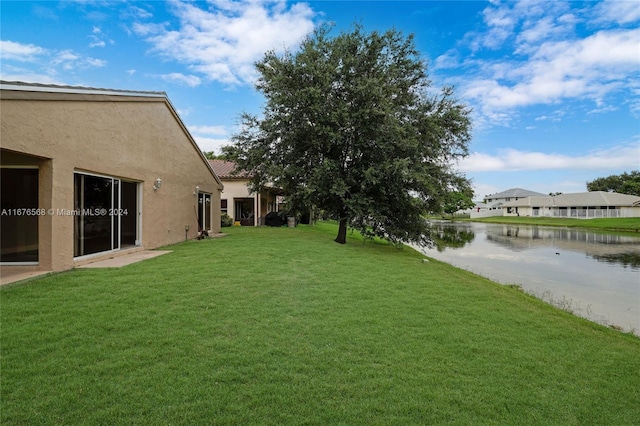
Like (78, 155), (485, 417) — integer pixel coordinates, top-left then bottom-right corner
(470, 188), (546, 218)
(502, 191), (640, 218)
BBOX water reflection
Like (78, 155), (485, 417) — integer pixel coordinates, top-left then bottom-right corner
(433, 222), (640, 270)
(419, 221), (640, 334)
(431, 222), (475, 251)
(591, 252), (640, 269)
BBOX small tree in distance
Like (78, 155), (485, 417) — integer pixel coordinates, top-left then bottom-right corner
(443, 191), (475, 217)
(224, 24), (473, 245)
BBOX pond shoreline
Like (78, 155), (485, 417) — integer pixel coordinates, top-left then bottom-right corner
(447, 216), (640, 234)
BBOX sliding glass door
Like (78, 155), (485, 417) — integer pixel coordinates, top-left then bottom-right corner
(74, 172), (139, 257)
(197, 192), (211, 231)
(120, 181), (138, 247)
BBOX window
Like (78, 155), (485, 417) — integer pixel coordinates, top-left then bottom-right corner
(221, 199), (228, 213)
(1, 167), (39, 263)
(198, 192), (212, 231)
(74, 172), (139, 257)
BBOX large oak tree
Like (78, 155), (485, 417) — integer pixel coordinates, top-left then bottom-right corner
(225, 25), (472, 245)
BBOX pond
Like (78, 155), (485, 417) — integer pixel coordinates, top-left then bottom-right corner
(415, 221), (640, 334)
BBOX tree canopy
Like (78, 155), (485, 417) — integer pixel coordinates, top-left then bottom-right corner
(443, 191), (475, 217)
(225, 25), (472, 245)
(587, 171), (640, 196)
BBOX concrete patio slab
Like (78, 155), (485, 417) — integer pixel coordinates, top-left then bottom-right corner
(78, 250), (172, 268)
(0, 270), (54, 286)
(0, 235), (229, 284)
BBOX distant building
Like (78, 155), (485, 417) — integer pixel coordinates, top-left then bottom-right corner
(470, 188), (546, 218)
(502, 191), (640, 218)
(209, 160), (282, 226)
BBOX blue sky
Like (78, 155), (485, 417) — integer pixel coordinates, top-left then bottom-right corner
(2, 0), (639, 199)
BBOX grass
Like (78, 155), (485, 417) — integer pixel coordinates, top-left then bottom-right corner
(464, 216), (640, 233)
(2, 222), (639, 424)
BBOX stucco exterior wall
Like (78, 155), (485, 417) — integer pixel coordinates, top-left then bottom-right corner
(1, 87), (222, 274)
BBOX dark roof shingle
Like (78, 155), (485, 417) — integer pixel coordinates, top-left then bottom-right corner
(208, 160), (251, 179)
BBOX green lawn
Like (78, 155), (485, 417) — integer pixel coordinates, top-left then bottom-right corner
(2, 223), (639, 425)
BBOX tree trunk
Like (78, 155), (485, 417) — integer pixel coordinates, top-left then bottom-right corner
(335, 217), (348, 244)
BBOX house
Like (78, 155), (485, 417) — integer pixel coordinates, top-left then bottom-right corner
(501, 191), (640, 218)
(470, 188), (546, 218)
(209, 160), (282, 226)
(1, 81), (223, 278)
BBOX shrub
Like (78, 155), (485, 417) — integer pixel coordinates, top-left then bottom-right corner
(221, 213), (233, 227)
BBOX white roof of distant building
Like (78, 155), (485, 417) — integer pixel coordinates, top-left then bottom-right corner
(484, 188), (546, 201)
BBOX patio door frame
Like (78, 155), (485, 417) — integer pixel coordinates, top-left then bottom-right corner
(197, 191), (212, 231)
(74, 171), (140, 259)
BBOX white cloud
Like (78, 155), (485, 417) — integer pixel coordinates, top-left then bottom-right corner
(193, 136), (230, 153)
(593, 0), (640, 25)
(88, 25), (113, 48)
(175, 107), (193, 117)
(189, 126), (230, 153)
(433, 49), (460, 70)
(157, 72), (201, 87)
(0, 40), (46, 61)
(464, 28), (640, 111)
(0, 40), (106, 83)
(0, 70), (63, 85)
(52, 49), (106, 70)
(472, 182), (501, 201)
(438, 1), (640, 126)
(458, 142), (640, 172)
(587, 105), (617, 115)
(479, 3), (516, 49)
(127, 5), (153, 20)
(86, 58), (107, 67)
(133, 0), (315, 86)
(189, 125), (228, 136)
